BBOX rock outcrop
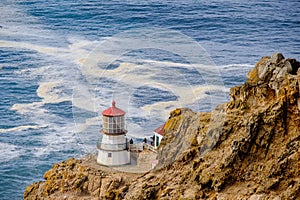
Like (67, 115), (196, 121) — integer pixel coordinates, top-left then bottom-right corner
(24, 156), (139, 200)
(25, 53), (300, 199)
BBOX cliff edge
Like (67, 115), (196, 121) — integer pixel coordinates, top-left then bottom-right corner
(25, 53), (300, 200)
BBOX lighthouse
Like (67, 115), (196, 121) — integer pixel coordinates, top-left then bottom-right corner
(97, 100), (130, 166)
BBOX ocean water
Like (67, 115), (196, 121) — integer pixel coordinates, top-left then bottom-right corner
(0, 0), (299, 199)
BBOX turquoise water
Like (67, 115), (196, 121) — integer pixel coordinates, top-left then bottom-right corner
(0, 0), (299, 199)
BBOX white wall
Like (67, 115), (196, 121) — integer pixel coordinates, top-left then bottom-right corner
(97, 149), (130, 166)
(101, 134), (127, 144)
(99, 134), (128, 151)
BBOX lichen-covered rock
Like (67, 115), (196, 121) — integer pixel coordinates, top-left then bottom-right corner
(24, 156), (137, 200)
(123, 53), (300, 199)
(25, 53), (300, 200)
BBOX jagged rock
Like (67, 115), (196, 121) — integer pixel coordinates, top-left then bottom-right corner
(25, 53), (300, 200)
(271, 52), (284, 64)
(124, 53), (300, 199)
(24, 156), (138, 200)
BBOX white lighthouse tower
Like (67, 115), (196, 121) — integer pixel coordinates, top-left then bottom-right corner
(97, 100), (130, 166)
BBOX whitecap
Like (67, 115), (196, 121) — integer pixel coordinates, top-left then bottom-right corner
(0, 40), (69, 56)
(11, 102), (45, 115)
(0, 143), (23, 162)
(37, 82), (71, 103)
(0, 125), (48, 134)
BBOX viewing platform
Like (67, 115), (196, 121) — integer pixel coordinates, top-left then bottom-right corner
(97, 140), (158, 173)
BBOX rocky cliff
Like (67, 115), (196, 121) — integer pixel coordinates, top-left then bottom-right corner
(25, 53), (300, 200)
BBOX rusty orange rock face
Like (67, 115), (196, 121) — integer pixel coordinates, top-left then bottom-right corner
(25, 53), (300, 200)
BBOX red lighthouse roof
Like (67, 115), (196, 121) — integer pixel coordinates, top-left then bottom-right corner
(102, 100), (126, 116)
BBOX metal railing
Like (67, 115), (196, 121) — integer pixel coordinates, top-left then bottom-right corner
(128, 143), (157, 152)
(97, 140), (157, 153)
(143, 143), (157, 152)
(129, 143), (144, 151)
(97, 141), (129, 151)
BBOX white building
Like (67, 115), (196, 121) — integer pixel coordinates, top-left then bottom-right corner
(153, 124), (164, 149)
(97, 100), (130, 166)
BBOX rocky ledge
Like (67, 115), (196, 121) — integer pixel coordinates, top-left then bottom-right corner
(25, 53), (300, 199)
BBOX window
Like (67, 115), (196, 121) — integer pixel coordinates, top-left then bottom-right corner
(108, 152), (112, 158)
(102, 116), (125, 134)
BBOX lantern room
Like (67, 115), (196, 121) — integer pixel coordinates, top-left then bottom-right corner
(102, 100), (126, 135)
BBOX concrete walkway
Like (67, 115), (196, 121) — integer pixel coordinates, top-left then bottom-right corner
(112, 149), (157, 173)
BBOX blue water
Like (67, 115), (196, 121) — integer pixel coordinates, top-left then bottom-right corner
(0, 0), (299, 199)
